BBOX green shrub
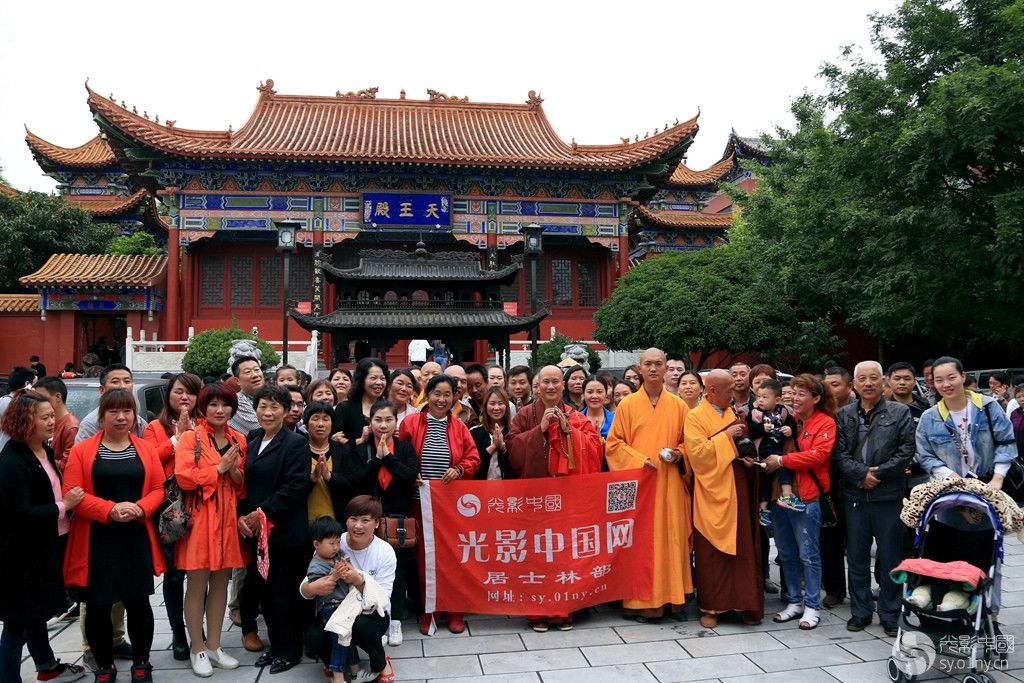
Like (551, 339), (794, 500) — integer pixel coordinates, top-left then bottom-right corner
(181, 324), (280, 378)
(535, 334), (601, 371)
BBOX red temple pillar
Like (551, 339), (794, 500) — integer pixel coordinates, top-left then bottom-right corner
(618, 234), (629, 276)
(164, 227), (180, 340)
(180, 246), (193, 337)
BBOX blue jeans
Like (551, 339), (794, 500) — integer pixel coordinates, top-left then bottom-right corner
(0, 620), (58, 681)
(772, 501), (822, 610)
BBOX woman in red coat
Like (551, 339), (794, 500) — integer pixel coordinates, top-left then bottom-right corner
(398, 373), (479, 636)
(141, 371), (201, 661)
(63, 389), (166, 683)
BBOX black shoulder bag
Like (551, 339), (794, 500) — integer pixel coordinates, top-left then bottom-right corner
(980, 402), (1024, 501)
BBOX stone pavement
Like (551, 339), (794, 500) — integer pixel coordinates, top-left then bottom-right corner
(21, 535), (1024, 683)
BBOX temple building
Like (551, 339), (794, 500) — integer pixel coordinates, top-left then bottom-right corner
(10, 80), (765, 371)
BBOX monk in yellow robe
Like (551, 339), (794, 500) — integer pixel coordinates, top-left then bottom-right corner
(606, 348), (692, 620)
(685, 369), (764, 627)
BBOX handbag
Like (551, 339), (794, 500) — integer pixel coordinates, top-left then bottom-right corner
(978, 402), (1024, 501)
(158, 432), (201, 544)
(807, 468), (839, 528)
(376, 515), (418, 549)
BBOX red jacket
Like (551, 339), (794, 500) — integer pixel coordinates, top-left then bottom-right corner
(398, 411), (480, 479)
(62, 433), (167, 587)
(781, 410), (835, 503)
(143, 419), (178, 478)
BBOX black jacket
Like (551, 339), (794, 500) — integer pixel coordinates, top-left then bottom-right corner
(336, 440), (419, 517)
(332, 399), (368, 444)
(0, 440), (67, 622)
(833, 398), (915, 502)
(239, 427), (310, 548)
(469, 424), (514, 480)
(308, 442), (354, 518)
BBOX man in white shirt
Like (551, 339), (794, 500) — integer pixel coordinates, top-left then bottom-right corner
(407, 339), (432, 368)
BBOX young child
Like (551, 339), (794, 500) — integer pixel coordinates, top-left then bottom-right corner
(304, 516), (352, 682)
(747, 379), (800, 525)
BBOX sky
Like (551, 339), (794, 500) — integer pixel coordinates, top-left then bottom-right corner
(0, 0), (897, 192)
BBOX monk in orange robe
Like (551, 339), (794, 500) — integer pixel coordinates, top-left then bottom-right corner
(508, 365), (603, 631)
(606, 348), (692, 621)
(685, 369), (764, 627)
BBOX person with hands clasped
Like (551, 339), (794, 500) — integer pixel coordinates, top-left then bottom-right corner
(142, 371), (202, 661)
(174, 383), (247, 677)
(0, 391), (87, 683)
(305, 402), (352, 523)
(398, 374), (479, 636)
(62, 389), (167, 683)
(470, 386), (514, 480)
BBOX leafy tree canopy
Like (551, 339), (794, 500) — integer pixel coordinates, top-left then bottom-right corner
(181, 323), (280, 378)
(0, 191), (117, 292)
(739, 0), (1024, 356)
(106, 231), (163, 256)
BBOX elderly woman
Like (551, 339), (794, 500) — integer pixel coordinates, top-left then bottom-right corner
(915, 356), (1018, 619)
(237, 384), (310, 674)
(764, 374), (836, 631)
(305, 401), (352, 523)
(174, 383), (247, 677)
(388, 368), (420, 427)
(0, 391), (86, 683)
(142, 371), (202, 661)
(63, 389), (166, 683)
(398, 374), (480, 636)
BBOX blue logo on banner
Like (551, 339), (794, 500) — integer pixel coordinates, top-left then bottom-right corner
(361, 193), (451, 227)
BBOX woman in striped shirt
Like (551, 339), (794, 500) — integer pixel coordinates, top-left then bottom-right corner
(398, 374), (480, 636)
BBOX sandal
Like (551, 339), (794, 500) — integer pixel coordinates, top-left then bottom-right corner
(799, 607), (820, 630)
(377, 656), (395, 683)
(773, 603), (804, 623)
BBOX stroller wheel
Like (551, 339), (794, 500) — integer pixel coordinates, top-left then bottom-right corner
(962, 675), (989, 683)
(886, 657), (916, 682)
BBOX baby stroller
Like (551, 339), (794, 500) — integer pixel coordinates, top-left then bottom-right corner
(887, 491), (1007, 683)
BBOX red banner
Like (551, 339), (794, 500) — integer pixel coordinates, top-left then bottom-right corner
(422, 469), (655, 615)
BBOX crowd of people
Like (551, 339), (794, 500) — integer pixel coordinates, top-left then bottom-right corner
(0, 351), (1021, 683)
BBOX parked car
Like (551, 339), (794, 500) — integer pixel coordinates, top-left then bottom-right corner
(966, 368), (1024, 396)
(63, 377), (168, 423)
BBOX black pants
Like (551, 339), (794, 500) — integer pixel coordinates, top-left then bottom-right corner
(84, 597), (153, 668)
(351, 612), (389, 672)
(820, 490), (847, 600)
(390, 548), (417, 621)
(845, 498), (904, 623)
(240, 544), (308, 662)
(160, 542), (185, 635)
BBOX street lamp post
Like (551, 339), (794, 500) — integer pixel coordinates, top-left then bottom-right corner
(275, 220), (301, 365)
(523, 223), (544, 369)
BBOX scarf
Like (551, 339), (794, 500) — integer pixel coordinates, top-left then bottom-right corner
(256, 508), (274, 579)
(376, 437), (395, 491)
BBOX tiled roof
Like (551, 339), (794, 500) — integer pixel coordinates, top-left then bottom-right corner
(0, 181), (18, 197)
(724, 130), (770, 159)
(25, 130), (118, 168)
(87, 82), (698, 171)
(667, 153), (736, 188)
(635, 205), (733, 229)
(292, 307), (548, 335)
(324, 256), (520, 283)
(20, 253), (167, 288)
(0, 294), (40, 313)
(64, 189), (151, 217)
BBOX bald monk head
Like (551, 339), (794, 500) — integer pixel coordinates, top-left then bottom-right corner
(418, 361), (442, 393)
(536, 365), (565, 408)
(704, 369), (733, 410)
(638, 348), (668, 390)
(446, 364), (468, 400)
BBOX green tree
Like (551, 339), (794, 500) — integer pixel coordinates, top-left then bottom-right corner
(739, 0), (1024, 357)
(106, 231), (163, 256)
(593, 243), (835, 371)
(0, 190), (117, 291)
(535, 334), (601, 371)
(181, 324), (280, 377)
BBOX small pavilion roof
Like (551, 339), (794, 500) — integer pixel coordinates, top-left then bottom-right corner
(635, 205), (733, 230)
(291, 307), (548, 336)
(0, 181), (18, 198)
(63, 189), (151, 217)
(20, 253), (167, 288)
(87, 81), (698, 171)
(667, 153), (736, 188)
(0, 294), (40, 313)
(323, 248), (520, 285)
(25, 129), (118, 170)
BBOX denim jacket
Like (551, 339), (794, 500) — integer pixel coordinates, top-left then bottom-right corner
(915, 392), (1017, 479)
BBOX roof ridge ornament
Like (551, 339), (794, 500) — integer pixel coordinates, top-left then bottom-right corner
(336, 87), (378, 99)
(427, 89), (468, 103)
(526, 90), (543, 109)
(257, 79), (277, 95)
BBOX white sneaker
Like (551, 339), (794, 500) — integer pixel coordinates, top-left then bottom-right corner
(190, 651), (213, 678)
(388, 619), (403, 646)
(206, 647), (239, 670)
(352, 669), (382, 683)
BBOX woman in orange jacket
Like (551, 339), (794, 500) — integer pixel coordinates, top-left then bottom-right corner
(174, 382), (247, 677)
(63, 389), (166, 683)
(142, 371), (201, 661)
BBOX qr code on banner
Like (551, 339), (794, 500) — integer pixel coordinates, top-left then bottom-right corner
(607, 480), (638, 513)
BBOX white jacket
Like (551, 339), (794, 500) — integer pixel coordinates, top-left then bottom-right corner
(324, 570), (390, 646)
